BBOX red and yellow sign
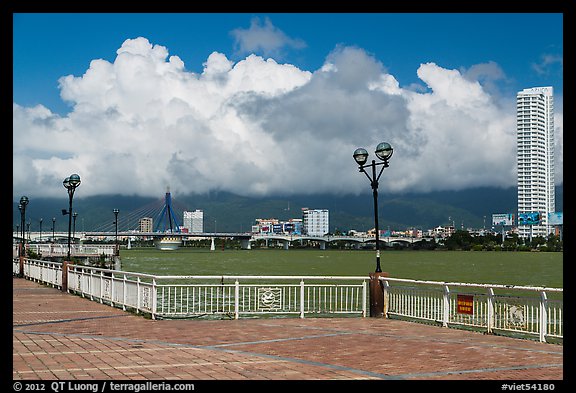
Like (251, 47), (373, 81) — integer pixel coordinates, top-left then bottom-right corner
(457, 294), (474, 315)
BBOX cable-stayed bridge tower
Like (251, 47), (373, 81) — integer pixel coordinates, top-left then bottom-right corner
(154, 187), (182, 250)
(155, 188), (181, 233)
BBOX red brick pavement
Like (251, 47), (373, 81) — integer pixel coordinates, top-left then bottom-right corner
(13, 277), (564, 382)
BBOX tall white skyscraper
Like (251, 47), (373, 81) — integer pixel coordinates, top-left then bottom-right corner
(516, 86), (555, 238)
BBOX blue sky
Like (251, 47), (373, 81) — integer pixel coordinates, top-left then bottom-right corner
(14, 13), (563, 115)
(13, 13), (563, 198)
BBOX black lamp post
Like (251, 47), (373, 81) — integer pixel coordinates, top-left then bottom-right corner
(52, 217), (55, 243)
(18, 196), (29, 256)
(18, 206), (22, 243)
(62, 174), (81, 261)
(353, 142), (393, 273)
(113, 209), (119, 257)
(72, 212), (78, 242)
(354, 143), (393, 318)
(39, 218), (43, 243)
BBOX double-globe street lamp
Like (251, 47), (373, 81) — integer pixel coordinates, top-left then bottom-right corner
(353, 142), (393, 272)
(353, 142), (393, 317)
(62, 174), (81, 261)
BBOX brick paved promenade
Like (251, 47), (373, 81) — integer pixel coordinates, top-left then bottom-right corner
(13, 277), (563, 382)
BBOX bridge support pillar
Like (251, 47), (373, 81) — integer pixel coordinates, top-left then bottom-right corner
(283, 241), (289, 250)
(369, 271), (389, 317)
(240, 239), (251, 250)
(319, 241), (326, 250)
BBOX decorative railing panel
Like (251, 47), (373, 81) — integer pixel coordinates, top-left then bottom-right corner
(382, 277), (562, 342)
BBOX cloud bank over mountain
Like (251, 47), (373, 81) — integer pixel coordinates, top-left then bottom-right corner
(13, 36), (563, 199)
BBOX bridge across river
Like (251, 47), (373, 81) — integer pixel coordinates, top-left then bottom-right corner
(16, 231), (434, 250)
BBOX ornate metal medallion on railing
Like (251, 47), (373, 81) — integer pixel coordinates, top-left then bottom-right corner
(258, 287), (282, 311)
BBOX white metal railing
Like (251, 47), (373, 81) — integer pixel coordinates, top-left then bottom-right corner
(23, 243), (116, 257)
(64, 265), (368, 320)
(13, 257), (63, 288)
(381, 277), (563, 343)
(66, 265), (157, 316)
(13, 258), (563, 343)
(152, 275), (367, 319)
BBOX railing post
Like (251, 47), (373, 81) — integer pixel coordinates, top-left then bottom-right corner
(88, 268), (93, 300)
(152, 278), (157, 320)
(487, 287), (495, 334)
(234, 279), (240, 320)
(61, 261), (69, 292)
(300, 279), (305, 318)
(361, 280), (367, 317)
(442, 285), (450, 327)
(382, 279), (390, 317)
(110, 271), (115, 307)
(136, 277), (141, 314)
(100, 270), (104, 303)
(539, 291), (548, 343)
(369, 272), (387, 317)
(123, 274), (127, 311)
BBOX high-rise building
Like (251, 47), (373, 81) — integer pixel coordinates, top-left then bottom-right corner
(516, 86), (555, 238)
(139, 217), (153, 233)
(302, 208), (329, 236)
(183, 210), (204, 233)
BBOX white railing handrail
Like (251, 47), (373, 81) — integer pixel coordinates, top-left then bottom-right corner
(68, 264), (158, 279)
(379, 276), (563, 293)
(148, 275), (366, 281)
(42, 264), (567, 292)
(67, 265), (369, 282)
(67, 266), (368, 282)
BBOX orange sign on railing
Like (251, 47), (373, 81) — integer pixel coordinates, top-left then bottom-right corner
(457, 294), (474, 315)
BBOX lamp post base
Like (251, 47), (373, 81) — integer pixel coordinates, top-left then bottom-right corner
(369, 271), (389, 317)
(62, 261), (69, 292)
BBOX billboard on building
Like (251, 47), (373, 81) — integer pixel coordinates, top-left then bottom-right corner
(517, 212), (541, 226)
(492, 213), (514, 226)
(548, 212), (563, 226)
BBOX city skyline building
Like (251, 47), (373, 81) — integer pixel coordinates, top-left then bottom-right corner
(183, 209), (204, 233)
(516, 86), (555, 238)
(302, 208), (329, 236)
(139, 217), (153, 233)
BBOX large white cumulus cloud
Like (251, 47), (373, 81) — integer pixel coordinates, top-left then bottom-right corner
(13, 37), (563, 199)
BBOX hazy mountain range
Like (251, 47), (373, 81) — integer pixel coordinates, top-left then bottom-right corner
(13, 185), (563, 234)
